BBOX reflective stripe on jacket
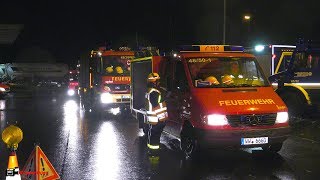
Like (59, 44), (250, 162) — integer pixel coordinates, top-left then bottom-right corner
(145, 88), (168, 124)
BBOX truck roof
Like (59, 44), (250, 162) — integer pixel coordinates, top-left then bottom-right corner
(177, 45), (254, 58)
(101, 51), (134, 56)
(180, 52), (255, 58)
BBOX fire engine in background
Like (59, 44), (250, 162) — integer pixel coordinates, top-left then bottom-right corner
(131, 45), (290, 158)
(0, 83), (10, 99)
(253, 39), (320, 119)
(67, 69), (79, 97)
(79, 47), (134, 114)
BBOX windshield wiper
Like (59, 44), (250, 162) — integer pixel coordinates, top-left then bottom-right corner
(237, 84), (252, 87)
(221, 84), (260, 88)
(220, 84), (238, 88)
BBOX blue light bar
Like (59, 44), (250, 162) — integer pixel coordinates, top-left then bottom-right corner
(227, 46), (244, 52)
(179, 45), (200, 52)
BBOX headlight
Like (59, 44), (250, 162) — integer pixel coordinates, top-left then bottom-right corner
(104, 85), (111, 92)
(67, 89), (75, 96)
(202, 114), (228, 126)
(101, 93), (113, 104)
(275, 112), (289, 124)
(0, 87), (5, 92)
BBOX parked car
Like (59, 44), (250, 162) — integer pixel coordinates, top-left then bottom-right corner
(0, 83), (10, 98)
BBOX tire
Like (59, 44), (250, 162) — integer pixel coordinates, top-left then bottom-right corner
(180, 126), (200, 160)
(119, 105), (131, 118)
(83, 96), (103, 117)
(262, 143), (283, 153)
(280, 91), (306, 118)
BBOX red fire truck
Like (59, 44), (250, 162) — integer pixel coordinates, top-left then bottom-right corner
(67, 70), (79, 97)
(79, 47), (134, 114)
(131, 45), (290, 158)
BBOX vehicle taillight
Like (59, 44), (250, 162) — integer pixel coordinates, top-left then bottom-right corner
(70, 82), (78, 86)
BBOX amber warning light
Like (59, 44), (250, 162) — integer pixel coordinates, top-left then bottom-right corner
(179, 45), (244, 52)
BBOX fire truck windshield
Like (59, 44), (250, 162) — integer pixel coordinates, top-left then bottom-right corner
(187, 57), (269, 88)
(102, 56), (131, 76)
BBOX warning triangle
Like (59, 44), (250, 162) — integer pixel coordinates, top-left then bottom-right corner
(21, 146), (60, 180)
(21, 147), (36, 180)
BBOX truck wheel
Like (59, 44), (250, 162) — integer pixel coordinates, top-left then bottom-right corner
(93, 104), (104, 117)
(262, 143), (283, 153)
(280, 92), (306, 118)
(180, 126), (200, 160)
(120, 105), (131, 117)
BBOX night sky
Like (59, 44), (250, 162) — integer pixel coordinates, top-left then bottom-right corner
(1, 0), (320, 66)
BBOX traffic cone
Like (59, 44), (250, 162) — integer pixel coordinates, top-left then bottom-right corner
(5, 150), (21, 180)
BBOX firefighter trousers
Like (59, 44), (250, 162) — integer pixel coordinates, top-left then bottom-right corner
(147, 121), (166, 149)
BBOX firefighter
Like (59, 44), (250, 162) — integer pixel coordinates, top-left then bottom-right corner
(145, 73), (168, 155)
(222, 61), (244, 85)
(230, 61), (240, 77)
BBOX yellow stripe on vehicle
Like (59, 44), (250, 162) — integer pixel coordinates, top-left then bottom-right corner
(275, 52), (293, 74)
(131, 57), (152, 62)
(284, 83), (311, 105)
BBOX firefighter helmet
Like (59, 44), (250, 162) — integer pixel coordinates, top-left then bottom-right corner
(147, 73), (160, 82)
(106, 66), (113, 73)
(222, 75), (234, 85)
(115, 66), (123, 74)
(205, 76), (220, 85)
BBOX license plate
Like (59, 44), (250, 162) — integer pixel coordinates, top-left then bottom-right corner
(241, 137), (268, 145)
(122, 95), (130, 99)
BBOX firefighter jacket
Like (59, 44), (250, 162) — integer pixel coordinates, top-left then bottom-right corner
(145, 88), (168, 125)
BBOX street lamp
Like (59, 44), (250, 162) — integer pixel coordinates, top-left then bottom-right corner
(244, 15), (251, 21)
(223, 0), (226, 44)
(243, 14), (252, 34)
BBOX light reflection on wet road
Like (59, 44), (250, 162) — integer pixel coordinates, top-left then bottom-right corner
(0, 94), (319, 179)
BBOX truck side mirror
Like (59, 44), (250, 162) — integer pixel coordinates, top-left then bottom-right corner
(268, 70), (293, 88)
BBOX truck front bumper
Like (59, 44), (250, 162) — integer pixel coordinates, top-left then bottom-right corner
(100, 93), (130, 104)
(194, 126), (290, 149)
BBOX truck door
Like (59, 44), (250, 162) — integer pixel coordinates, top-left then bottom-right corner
(162, 59), (174, 134)
(167, 60), (190, 137)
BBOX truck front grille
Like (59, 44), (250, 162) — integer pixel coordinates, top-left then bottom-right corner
(107, 84), (130, 92)
(226, 113), (277, 127)
(116, 98), (130, 103)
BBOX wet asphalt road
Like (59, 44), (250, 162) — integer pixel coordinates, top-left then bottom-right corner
(0, 92), (320, 180)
